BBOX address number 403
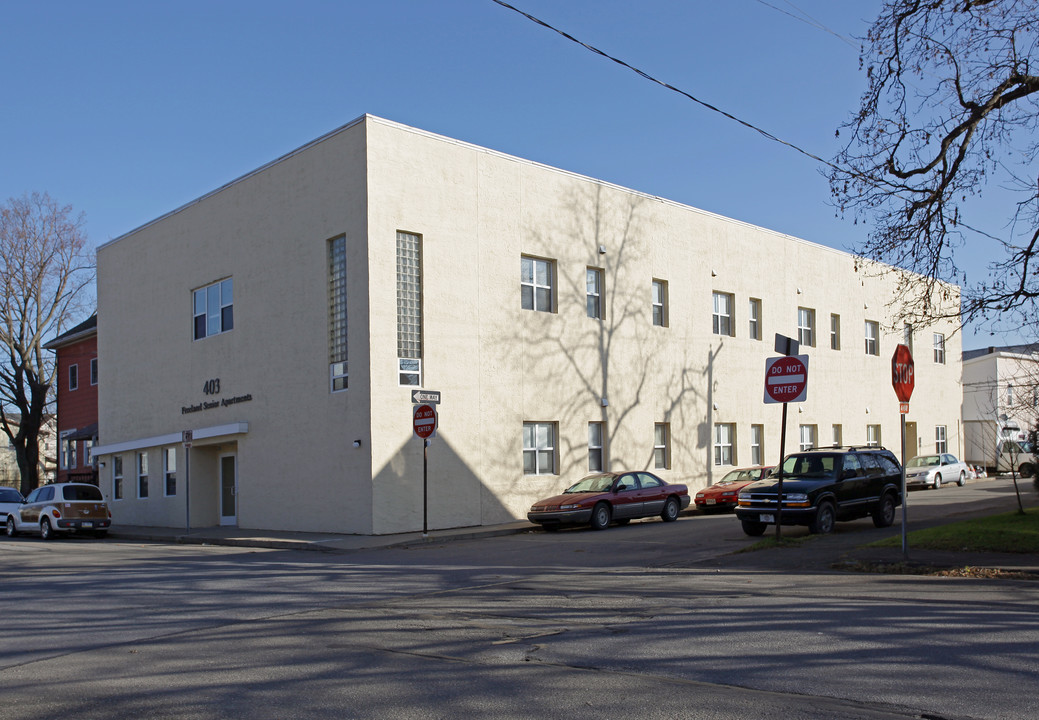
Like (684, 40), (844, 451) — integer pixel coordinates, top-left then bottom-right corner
(203, 379), (221, 395)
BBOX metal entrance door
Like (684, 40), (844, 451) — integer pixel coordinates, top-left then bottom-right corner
(219, 454), (237, 526)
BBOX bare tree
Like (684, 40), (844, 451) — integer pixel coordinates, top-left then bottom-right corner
(830, 0), (1039, 334)
(0, 192), (94, 495)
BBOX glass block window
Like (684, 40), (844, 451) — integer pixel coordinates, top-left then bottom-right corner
(328, 236), (348, 392)
(397, 231), (423, 385)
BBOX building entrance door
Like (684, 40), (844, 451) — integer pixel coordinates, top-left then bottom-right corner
(219, 454), (237, 526)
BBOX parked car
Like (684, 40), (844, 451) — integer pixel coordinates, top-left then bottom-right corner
(694, 466), (774, 512)
(5, 483), (111, 539)
(904, 453), (969, 489)
(528, 471), (690, 530)
(0, 486), (24, 524)
(735, 446), (903, 536)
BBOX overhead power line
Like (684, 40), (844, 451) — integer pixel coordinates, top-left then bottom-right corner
(490, 0), (838, 171)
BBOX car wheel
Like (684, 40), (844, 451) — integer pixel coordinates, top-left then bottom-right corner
(741, 519), (767, 536)
(809, 501), (836, 534)
(1020, 463), (1035, 479)
(589, 503), (612, 531)
(933, 474), (942, 489)
(957, 471), (966, 487)
(6, 515), (17, 538)
(660, 496), (680, 522)
(872, 493), (896, 528)
(40, 517), (53, 540)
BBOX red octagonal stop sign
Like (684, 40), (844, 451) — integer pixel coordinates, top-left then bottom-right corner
(891, 344), (915, 402)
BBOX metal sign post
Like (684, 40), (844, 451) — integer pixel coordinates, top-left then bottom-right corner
(413, 404), (438, 537)
(892, 344), (915, 561)
(182, 430), (193, 533)
(764, 337), (809, 540)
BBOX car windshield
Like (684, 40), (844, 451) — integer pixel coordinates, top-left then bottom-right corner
(718, 470), (757, 484)
(565, 474), (616, 493)
(781, 454), (836, 479)
(0, 487), (22, 501)
(907, 455), (940, 468)
(61, 485), (103, 501)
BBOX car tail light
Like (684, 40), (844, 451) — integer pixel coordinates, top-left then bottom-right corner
(53, 509), (62, 518)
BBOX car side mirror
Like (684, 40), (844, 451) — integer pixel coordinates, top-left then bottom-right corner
(616, 484), (629, 492)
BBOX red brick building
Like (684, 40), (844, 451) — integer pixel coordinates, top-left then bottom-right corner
(43, 314), (98, 485)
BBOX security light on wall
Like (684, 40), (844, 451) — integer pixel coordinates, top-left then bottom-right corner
(598, 245), (606, 254)
(601, 397), (609, 407)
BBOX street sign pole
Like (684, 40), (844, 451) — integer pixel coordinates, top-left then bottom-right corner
(413, 404), (438, 538)
(182, 430), (193, 533)
(891, 344), (915, 562)
(900, 411), (908, 560)
(423, 437), (429, 538)
(776, 402), (788, 539)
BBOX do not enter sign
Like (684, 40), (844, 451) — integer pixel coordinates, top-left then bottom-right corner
(892, 344), (915, 404)
(414, 404), (437, 439)
(764, 355), (809, 404)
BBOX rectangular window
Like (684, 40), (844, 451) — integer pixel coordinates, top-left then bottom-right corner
(193, 278), (234, 340)
(864, 320), (879, 356)
(830, 314), (841, 350)
(750, 424), (764, 466)
(137, 452), (149, 498)
(748, 299), (761, 341)
(113, 456), (123, 500)
(588, 422), (604, 472)
(164, 448), (177, 497)
(866, 424), (881, 447)
(936, 425), (948, 454)
(832, 424), (843, 447)
(933, 333), (946, 364)
(60, 431), (75, 470)
(521, 256), (554, 312)
(712, 292), (733, 336)
(85, 439), (95, 467)
(523, 422), (556, 475)
(714, 423), (735, 466)
(797, 307), (815, 347)
(799, 424), (817, 451)
(90, 358), (98, 386)
(69, 364), (79, 391)
(654, 423), (671, 469)
(397, 231), (423, 386)
(651, 279), (668, 327)
(586, 268), (603, 319)
(328, 236), (348, 392)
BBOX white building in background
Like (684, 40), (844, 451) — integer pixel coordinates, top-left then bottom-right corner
(962, 344), (1039, 475)
(93, 115), (963, 534)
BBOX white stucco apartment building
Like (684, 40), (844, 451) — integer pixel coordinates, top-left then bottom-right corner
(93, 115), (963, 534)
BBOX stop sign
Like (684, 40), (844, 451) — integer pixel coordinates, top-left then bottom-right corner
(891, 344), (915, 402)
(764, 355), (809, 403)
(413, 403), (437, 439)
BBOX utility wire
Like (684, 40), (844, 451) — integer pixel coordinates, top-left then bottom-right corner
(490, 0), (839, 172)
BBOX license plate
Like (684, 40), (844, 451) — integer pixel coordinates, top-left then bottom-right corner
(759, 514), (775, 523)
(706, 499), (716, 505)
(82, 521), (93, 528)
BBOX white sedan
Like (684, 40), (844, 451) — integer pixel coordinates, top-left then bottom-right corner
(904, 453), (970, 489)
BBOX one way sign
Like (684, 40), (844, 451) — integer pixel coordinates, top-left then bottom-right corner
(411, 389), (441, 405)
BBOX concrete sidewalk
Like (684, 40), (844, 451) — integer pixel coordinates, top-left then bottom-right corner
(109, 520), (535, 553)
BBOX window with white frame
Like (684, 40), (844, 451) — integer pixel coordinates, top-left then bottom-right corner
(714, 423), (735, 466)
(164, 447), (177, 496)
(85, 439), (94, 467)
(521, 256), (554, 312)
(328, 235), (348, 392)
(90, 357), (98, 386)
(750, 424), (764, 466)
(799, 424), (817, 451)
(652, 279), (668, 327)
(397, 231), (423, 386)
(866, 424), (881, 447)
(712, 292), (733, 336)
(830, 314), (841, 350)
(654, 423), (671, 469)
(193, 278), (234, 340)
(60, 430), (75, 470)
(112, 456), (123, 500)
(933, 333), (946, 364)
(586, 268), (603, 320)
(797, 307), (815, 347)
(69, 364), (78, 391)
(523, 422), (556, 475)
(748, 298), (761, 341)
(588, 422), (604, 472)
(864, 320), (879, 356)
(1007, 384), (1014, 406)
(832, 424), (843, 447)
(137, 452), (149, 498)
(936, 426), (948, 454)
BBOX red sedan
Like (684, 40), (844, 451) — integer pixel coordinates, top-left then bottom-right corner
(528, 471), (690, 531)
(694, 466), (774, 512)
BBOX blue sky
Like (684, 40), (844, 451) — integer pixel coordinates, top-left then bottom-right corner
(0, 0), (1012, 349)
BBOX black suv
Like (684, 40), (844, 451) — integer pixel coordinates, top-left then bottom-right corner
(734, 446), (903, 536)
